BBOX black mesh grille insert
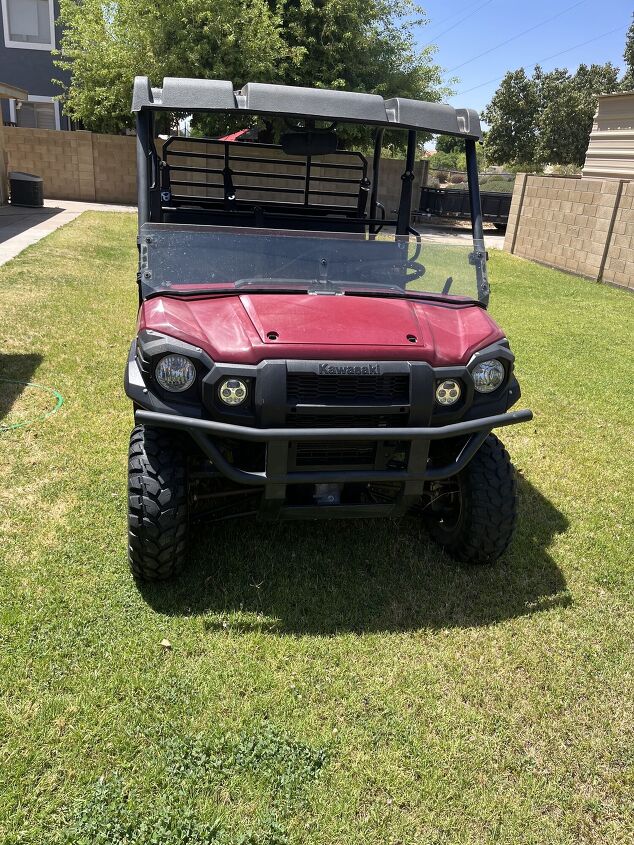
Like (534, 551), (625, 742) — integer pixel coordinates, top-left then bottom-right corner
(287, 373), (409, 405)
(287, 412), (408, 427)
(294, 441), (377, 468)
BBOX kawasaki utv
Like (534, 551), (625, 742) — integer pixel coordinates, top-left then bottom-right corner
(125, 77), (532, 580)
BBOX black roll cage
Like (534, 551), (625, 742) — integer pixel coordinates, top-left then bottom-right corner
(134, 78), (488, 301)
(137, 114), (483, 234)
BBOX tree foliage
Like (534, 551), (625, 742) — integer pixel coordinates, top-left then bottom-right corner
(434, 135), (463, 155)
(483, 63), (620, 167)
(482, 69), (540, 166)
(276, 1), (440, 98)
(56, 0), (287, 133)
(428, 143), (485, 173)
(537, 64), (620, 166)
(622, 15), (634, 91)
(56, 0), (445, 137)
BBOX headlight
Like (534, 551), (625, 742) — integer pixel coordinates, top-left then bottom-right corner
(472, 359), (505, 393)
(218, 377), (248, 406)
(435, 379), (461, 406)
(155, 354), (196, 392)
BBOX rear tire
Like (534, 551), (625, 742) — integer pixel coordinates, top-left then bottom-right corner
(128, 425), (189, 581)
(426, 434), (517, 564)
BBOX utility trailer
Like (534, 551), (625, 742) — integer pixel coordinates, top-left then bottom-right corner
(418, 185), (512, 231)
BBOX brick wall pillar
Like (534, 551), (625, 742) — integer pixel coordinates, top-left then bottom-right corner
(74, 131), (96, 201)
(419, 159), (429, 189)
(411, 160), (426, 218)
(601, 180), (634, 289)
(504, 173), (527, 254)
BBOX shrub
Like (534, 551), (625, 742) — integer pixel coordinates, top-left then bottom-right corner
(431, 168), (449, 183)
(548, 164), (582, 176)
(454, 152), (467, 171)
(428, 151), (460, 171)
(481, 178), (515, 193)
(502, 161), (543, 174)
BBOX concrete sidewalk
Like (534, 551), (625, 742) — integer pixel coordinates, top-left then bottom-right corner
(0, 199), (135, 267)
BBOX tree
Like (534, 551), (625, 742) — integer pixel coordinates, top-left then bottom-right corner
(435, 135), (463, 154)
(483, 63), (620, 167)
(428, 150), (460, 171)
(56, 0), (446, 138)
(481, 69), (540, 166)
(428, 142), (485, 174)
(56, 0), (286, 134)
(196, 1), (447, 145)
(537, 64), (620, 166)
(622, 15), (634, 91)
(275, 1), (441, 100)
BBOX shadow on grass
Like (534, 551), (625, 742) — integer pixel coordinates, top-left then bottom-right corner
(0, 205), (65, 245)
(0, 352), (44, 422)
(140, 474), (570, 635)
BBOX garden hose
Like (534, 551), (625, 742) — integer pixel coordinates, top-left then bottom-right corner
(0, 379), (64, 432)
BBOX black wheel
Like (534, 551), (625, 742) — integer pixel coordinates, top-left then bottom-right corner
(128, 425), (189, 580)
(425, 434), (517, 564)
(494, 223), (507, 232)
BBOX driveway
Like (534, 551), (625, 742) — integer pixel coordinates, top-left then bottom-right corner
(415, 221), (506, 250)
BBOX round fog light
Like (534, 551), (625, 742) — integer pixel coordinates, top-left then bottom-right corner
(155, 354), (196, 392)
(472, 359), (505, 393)
(219, 378), (248, 406)
(436, 379), (461, 406)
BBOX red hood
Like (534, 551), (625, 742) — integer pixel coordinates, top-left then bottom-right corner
(139, 293), (504, 366)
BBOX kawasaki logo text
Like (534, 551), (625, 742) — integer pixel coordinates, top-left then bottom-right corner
(318, 363), (380, 375)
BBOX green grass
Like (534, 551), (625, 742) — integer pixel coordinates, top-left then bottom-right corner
(0, 213), (632, 844)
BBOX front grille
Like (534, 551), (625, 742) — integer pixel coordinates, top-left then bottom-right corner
(287, 373), (409, 405)
(287, 412), (408, 428)
(294, 441), (377, 468)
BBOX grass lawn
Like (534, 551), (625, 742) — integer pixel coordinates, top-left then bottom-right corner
(0, 213), (632, 844)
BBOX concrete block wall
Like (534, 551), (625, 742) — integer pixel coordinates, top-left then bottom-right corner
(374, 158), (426, 220)
(92, 133), (140, 204)
(0, 126), (424, 218)
(2, 127), (143, 203)
(2, 127), (98, 200)
(504, 173), (633, 290)
(501, 172), (526, 251)
(602, 181), (634, 288)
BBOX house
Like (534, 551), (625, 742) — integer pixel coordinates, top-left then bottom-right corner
(0, 0), (71, 129)
(0, 79), (27, 202)
(583, 91), (634, 181)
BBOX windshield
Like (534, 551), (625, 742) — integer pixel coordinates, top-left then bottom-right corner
(140, 224), (485, 302)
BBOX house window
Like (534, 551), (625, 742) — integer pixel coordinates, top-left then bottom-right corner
(16, 98), (59, 129)
(2, 0), (55, 49)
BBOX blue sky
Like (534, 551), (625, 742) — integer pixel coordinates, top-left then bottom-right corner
(414, 0), (633, 114)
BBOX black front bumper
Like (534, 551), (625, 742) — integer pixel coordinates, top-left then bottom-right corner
(126, 337), (533, 518)
(134, 407), (532, 486)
